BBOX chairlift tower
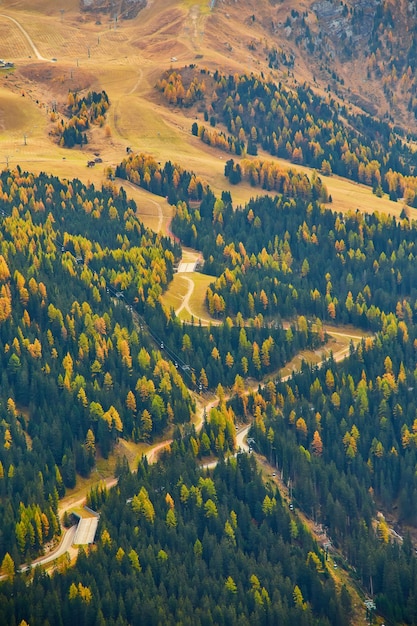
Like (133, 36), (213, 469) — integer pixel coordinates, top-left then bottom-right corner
(364, 600), (376, 625)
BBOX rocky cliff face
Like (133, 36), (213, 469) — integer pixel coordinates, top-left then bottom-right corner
(256, 0), (417, 129)
(311, 0), (379, 59)
(80, 0), (146, 19)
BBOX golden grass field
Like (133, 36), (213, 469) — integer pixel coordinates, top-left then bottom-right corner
(161, 271), (217, 322)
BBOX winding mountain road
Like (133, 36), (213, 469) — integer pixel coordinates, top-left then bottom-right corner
(10, 321), (365, 577)
(20, 525), (77, 574)
(16, 439), (175, 574)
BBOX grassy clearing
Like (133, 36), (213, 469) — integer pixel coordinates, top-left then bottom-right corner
(162, 274), (190, 312)
(116, 438), (149, 468)
(323, 174), (404, 219)
(0, 86), (44, 136)
(161, 271), (217, 322)
(253, 147), (403, 219)
(115, 182), (172, 233)
(56, 438), (155, 515)
(183, 272), (216, 318)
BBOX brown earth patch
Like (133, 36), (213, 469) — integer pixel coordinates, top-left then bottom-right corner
(19, 63), (97, 94)
(13, 63), (99, 114)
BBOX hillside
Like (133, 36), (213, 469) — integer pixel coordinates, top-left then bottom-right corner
(2, 2), (417, 625)
(0, 0), (416, 198)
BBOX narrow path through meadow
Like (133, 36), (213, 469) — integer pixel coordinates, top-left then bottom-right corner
(0, 14), (51, 61)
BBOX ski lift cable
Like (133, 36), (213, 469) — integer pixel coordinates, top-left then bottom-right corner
(117, 291), (196, 383)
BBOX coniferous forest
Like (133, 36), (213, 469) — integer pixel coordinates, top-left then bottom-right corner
(0, 448), (352, 626)
(6, 19), (417, 624)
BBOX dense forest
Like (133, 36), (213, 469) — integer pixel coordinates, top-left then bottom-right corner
(249, 323), (417, 624)
(6, 53), (417, 625)
(0, 167), (190, 566)
(0, 444), (352, 626)
(118, 145), (417, 333)
(116, 114), (417, 622)
(173, 186), (417, 330)
(0, 164), (321, 570)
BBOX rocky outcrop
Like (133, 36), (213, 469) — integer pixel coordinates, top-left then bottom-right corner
(121, 0), (146, 19)
(80, 0), (146, 19)
(312, 0), (379, 50)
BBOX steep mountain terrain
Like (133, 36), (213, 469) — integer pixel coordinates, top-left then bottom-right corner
(211, 0), (417, 131)
(80, 0), (146, 19)
(3, 2), (417, 625)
